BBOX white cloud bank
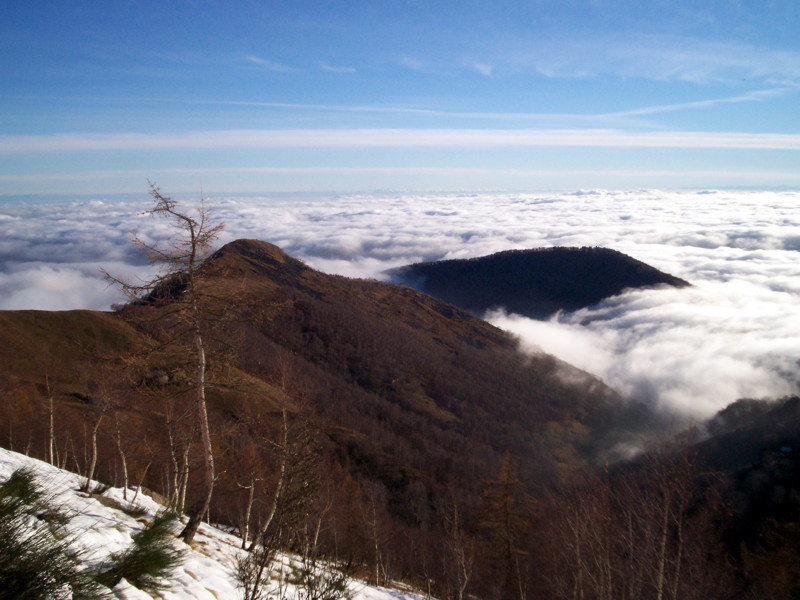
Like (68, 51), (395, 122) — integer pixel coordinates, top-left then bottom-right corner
(1, 189), (798, 420)
(3, 129), (800, 154)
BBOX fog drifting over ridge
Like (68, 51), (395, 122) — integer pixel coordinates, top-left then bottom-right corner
(1, 189), (798, 419)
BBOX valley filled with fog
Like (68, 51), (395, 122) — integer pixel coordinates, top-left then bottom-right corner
(1, 189), (798, 420)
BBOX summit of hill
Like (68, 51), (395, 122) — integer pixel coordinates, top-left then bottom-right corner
(388, 246), (690, 319)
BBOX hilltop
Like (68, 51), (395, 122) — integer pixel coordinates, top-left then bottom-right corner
(387, 246), (690, 319)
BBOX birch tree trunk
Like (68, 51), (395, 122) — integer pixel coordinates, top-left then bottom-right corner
(113, 416), (129, 500)
(81, 413), (104, 493)
(179, 318), (215, 543)
(45, 374), (54, 465)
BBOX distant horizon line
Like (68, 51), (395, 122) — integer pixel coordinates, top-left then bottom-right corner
(2, 186), (799, 203)
(4, 129), (800, 153)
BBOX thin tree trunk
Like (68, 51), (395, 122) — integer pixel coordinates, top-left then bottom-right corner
(180, 323), (215, 544)
(59, 438), (71, 469)
(371, 500), (380, 586)
(46, 374), (54, 465)
(178, 444), (190, 512)
(655, 492), (671, 600)
(131, 459), (152, 506)
(166, 413), (180, 506)
(239, 480), (256, 550)
(82, 415), (103, 492)
(48, 396), (54, 464)
(670, 507), (684, 600)
(248, 410), (288, 552)
(114, 417), (129, 500)
(312, 501), (330, 556)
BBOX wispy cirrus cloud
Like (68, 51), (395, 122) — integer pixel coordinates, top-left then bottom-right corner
(4, 128), (800, 153)
(243, 55), (294, 72)
(397, 56), (433, 73)
(317, 61), (356, 74)
(606, 88), (792, 117)
(501, 34), (800, 85)
(5, 91), (784, 128)
(471, 63), (494, 77)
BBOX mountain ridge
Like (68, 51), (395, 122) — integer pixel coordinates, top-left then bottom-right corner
(0, 238), (657, 595)
(387, 246), (690, 319)
(2, 239), (641, 492)
(6, 239), (796, 598)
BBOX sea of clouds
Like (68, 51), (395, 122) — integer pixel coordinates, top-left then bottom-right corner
(1, 189), (798, 420)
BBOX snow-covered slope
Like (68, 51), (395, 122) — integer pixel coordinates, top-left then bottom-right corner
(0, 447), (426, 600)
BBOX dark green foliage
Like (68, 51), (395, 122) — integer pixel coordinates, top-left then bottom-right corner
(122, 504), (148, 519)
(88, 481), (111, 495)
(289, 556), (352, 600)
(0, 468), (105, 600)
(96, 510), (183, 591)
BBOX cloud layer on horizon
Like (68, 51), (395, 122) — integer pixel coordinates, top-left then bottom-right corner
(1, 189), (798, 420)
(5, 129), (800, 154)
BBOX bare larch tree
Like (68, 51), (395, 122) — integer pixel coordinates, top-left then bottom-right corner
(104, 182), (224, 544)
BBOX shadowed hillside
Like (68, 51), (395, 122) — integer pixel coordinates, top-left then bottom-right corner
(388, 246), (690, 319)
(4, 240), (799, 599)
(0, 240), (646, 502)
(0, 239), (658, 597)
(175, 240), (642, 488)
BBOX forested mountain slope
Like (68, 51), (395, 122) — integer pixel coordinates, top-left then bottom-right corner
(388, 246), (690, 319)
(143, 239), (641, 487)
(0, 238), (651, 595)
(4, 239), (800, 599)
(0, 239), (645, 512)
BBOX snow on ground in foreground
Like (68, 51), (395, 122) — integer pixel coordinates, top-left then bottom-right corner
(0, 447), (426, 600)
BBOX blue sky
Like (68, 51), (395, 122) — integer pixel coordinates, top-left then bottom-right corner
(1, 1), (799, 194)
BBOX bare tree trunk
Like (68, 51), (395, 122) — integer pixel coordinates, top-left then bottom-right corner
(370, 499), (381, 586)
(312, 501), (331, 557)
(450, 503), (473, 600)
(131, 458), (152, 506)
(655, 491), (671, 600)
(49, 396), (54, 463)
(166, 413), (180, 506)
(670, 509), (684, 600)
(81, 412), (104, 493)
(178, 443), (190, 512)
(239, 480), (256, 550)
(45, 374), (54, 465)
(114, 416), (129, 500)
(180, 323), (215, 544)
(58, 438), (70, 469)
(248, 410), (288, 552)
